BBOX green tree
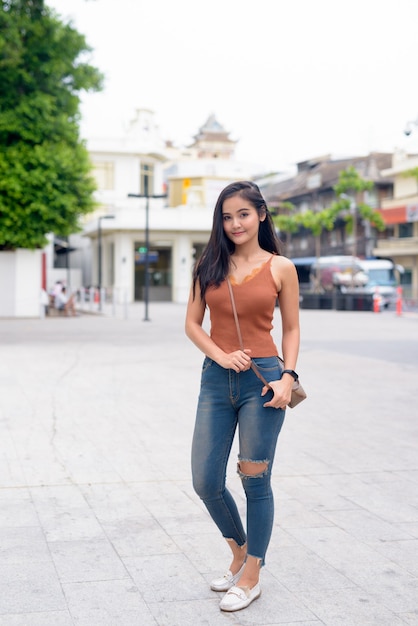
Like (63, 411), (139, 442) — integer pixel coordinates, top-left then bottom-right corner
(272, 201), (301, 248)
(0, 0), (103, 250)
(402, 167), (418, 180)
(300, 206), (339, 256)
(332, 165), (385, 239)
(272, 201), (338, 267)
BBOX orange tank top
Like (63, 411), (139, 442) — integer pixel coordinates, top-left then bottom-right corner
(205, 256), (279, 357)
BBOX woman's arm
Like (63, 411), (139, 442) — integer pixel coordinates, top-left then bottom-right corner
(277, 258), (300, 372)
(185, 282), (251, 372)
(262, 257), (300, 408)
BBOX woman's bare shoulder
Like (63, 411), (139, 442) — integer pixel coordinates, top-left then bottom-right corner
(271, 254), (296, 272)
(271, 255), (298, 290)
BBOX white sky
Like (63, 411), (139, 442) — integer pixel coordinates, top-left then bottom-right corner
(48, 0), (418, 173)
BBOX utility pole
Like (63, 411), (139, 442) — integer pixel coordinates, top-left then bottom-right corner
(128, 180), (167, 321)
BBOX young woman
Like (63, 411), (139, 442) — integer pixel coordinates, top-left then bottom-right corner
(185, 180), (300, 612)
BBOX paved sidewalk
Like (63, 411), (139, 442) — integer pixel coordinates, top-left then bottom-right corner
(0, 304), (417, 626)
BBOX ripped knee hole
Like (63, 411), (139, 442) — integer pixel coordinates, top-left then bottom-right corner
(237, 459), (269, 478)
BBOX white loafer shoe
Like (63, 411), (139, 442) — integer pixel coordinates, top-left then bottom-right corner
(210, 562), (246, 592)
(219, 583), (261, 612)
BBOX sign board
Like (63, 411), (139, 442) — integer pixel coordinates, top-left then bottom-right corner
(135, 251), (159, 264)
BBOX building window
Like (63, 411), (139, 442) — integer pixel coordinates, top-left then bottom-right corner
(93, 162), (114, 190)
(399, 223), (413, 238)
(140, 163), (154, 195)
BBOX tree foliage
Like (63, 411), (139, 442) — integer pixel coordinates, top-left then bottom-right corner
(272, 202), (301, 236)
(299, 206), (339, 237)
(402, 167), (418, 180)
(333, 165), (374, 196)
(0, 0), (103, 249)
(332, 166), (385, 232)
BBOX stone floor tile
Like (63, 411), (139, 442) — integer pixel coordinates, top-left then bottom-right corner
(0, 489), (39, 527)
(0, 611), (73, 625)
(319, 508), (415, 542)
(399, 612), (418, 625)
(0, 527), (51, 566)
(49, 537), (129, 583)
(79, 482), (150, 522)
(30, 485), (105, 541)
(129, 480), (202, 519)
(0, 562), (66, 613)
(102, 516), (181, 558)
(62, 579), (156, 626)
(236, 571), (317, 625)
(267, 544), (353, 592)
(153, 510), (218, 537)
(365, 573), (418, 614)
(146, 598), (236, 626)
(298, 587), (408, 626)
(168, 531), (231, 575)
(276, 479), (362, 513)
(277, 498), (335, 529)
(124, 553), (212, 603)
(367, 538), (418, 576)
(394, 522), (418, 538)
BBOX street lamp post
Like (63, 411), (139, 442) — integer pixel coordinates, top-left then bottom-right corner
(127, 190), (167, 321)
(98, 215), (114, 311)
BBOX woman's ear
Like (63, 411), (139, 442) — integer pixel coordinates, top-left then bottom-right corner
(259, 208), (267, 222)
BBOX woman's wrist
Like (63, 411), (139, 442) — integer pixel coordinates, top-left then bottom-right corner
(281, 369), (298, 381)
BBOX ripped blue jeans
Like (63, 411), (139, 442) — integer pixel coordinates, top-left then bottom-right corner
(191, 356), (285, 566)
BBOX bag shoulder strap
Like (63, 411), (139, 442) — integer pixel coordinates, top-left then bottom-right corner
(226, 278), (244, 349)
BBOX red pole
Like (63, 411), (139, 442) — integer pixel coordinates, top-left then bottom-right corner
(41, 252), (47, 290)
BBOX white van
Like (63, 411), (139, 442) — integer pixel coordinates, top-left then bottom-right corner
(341, 258), (402, 308)
(304, 256), (402, 308)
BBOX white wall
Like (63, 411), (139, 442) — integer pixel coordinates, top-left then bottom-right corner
(0, 249), (42, 318)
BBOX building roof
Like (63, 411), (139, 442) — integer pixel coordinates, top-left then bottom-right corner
(262, 152), (393, 204)
(191, 114), (237, 145)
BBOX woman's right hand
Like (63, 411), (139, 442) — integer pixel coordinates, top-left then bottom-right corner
(218, 349), (252, 372)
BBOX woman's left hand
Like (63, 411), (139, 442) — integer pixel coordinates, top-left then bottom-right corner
(261, 378), (293, 410)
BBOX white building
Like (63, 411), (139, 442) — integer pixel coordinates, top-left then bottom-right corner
(78, 108), (262, 304)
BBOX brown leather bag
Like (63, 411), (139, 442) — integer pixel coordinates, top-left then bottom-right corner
(226, 278), (307, 408)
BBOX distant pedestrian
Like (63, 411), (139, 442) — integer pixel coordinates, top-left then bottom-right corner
(55, 286), (76, 316)
(185, 181), (301, 612)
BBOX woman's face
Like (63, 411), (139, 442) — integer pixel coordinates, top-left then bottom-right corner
(221, 194), (264, 245)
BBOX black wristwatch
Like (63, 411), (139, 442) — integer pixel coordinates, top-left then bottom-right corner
(281, 369), (299, 381)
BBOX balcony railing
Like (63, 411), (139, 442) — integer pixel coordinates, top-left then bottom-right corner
(374, 237), (418, 252)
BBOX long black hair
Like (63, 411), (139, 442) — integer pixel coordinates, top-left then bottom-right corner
(192, 181), (282, 300)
